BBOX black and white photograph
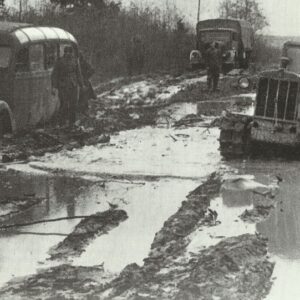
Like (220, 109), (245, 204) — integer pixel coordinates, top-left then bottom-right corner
(0, 0), (298, 299)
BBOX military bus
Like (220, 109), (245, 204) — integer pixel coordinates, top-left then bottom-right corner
(0, 21), (78, 135)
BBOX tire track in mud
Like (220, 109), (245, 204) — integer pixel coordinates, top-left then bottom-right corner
(95, 172), (274, 300)
(48, 209), (128, 261)
(0, 173), (275, 300)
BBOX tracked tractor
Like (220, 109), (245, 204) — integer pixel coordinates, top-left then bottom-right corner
(220, 41), (300, 158)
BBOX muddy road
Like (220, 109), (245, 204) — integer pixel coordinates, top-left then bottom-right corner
(0, 72), (297, 299)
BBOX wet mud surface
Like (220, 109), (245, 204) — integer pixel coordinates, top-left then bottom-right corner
(0, 72), (206, 163)
(49, 209), (128, 261)
(0, 264), (113, 300)
(0, 174), (275, 300)
(0, 71), (249, 163)
(0, 71), (299, 299)
(0, 194), (45, 222)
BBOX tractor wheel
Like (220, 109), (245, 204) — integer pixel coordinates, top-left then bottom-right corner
(219, 112), (253, 159)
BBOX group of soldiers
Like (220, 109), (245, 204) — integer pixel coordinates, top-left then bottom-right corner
(51, 39), (221, 128)
(51, 36), (145, 128)
(51, 46), (96, 128)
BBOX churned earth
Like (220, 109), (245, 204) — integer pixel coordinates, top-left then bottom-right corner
(0, 71), (297, 300)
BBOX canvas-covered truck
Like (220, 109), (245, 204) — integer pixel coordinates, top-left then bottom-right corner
(219, 41), (300, 158)
(190, 18), (254, 72)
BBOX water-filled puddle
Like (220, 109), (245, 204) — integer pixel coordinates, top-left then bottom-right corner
(0, 171), (198, 285)
(227, 159), (300, 300)
(0, 104), (221, 286)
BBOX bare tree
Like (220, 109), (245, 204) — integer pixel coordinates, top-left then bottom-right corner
(219, 0), (268, 32)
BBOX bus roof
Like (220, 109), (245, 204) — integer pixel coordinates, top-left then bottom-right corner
(0, 21), (77, 46)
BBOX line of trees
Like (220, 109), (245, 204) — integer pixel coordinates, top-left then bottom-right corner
(1, 0), (195, 79)
(0, 0), (282, 76)
(219, 0), (268, 33)
(218, 0), (281, 66)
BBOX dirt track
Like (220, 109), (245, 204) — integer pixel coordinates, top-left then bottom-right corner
(0, 174), (274, 300)
(0, 71), (284, 300)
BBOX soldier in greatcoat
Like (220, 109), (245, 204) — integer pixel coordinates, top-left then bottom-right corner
(52, 46), (84, 127)
(126, 36), (145, 76)
(206, 42), (222, 92)
(78, 52), (96, 113)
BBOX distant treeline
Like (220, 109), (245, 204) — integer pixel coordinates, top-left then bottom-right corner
(252, 35), (281, 69)
(3, 1), (282, 78)
(4, 1), (195, 79)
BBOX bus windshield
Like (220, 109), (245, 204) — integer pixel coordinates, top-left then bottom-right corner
(0, 46), (11, 68)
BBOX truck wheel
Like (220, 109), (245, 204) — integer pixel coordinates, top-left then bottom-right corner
(219, 113), (253, 158)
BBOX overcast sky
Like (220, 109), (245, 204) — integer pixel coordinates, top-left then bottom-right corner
(121, 0), (300, 36)
(5, 0), (300, 36)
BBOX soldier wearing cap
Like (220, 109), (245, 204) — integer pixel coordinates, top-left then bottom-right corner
(78, 52), (96, 113)
(52, 46), (84, 127)
(126, 35), (145, 76)
(206, 42), (222, 92)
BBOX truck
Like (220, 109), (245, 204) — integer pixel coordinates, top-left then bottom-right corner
(190, 18), (254, 73)
(219, 41), (300, 158)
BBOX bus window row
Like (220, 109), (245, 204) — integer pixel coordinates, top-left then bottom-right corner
(15, 42), (75, 73)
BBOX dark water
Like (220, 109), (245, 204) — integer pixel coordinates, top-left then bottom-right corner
(0, 169), (197, 285)
(226, 159), (300, 300)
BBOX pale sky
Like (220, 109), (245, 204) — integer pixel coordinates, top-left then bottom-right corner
(5, 0), (300, 36)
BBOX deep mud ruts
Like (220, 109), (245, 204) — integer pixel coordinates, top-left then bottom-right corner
(0, 173), (274, 300)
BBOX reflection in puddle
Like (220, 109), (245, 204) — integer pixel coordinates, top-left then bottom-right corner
(0, 111), (223, 287)
(0, 172), (102, 285)
(72, 179), (197, 272)
(0, 170), (198, 286)
(227, 160), (300, 300)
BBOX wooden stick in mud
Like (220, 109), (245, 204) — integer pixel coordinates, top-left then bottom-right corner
(0, 215), (97, 230)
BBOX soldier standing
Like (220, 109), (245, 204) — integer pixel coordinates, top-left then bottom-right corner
(79, 52), (96, 113)
(126, 36), (145, 76)
(206, 42), (222, 92)
(52, 46), (84, 127)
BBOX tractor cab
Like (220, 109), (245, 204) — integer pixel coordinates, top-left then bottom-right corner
(281, 41), (300, 74)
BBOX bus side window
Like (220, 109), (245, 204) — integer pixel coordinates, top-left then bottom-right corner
(45, 43), (58, 70)
(16, 47), (29, 72)
(29, 44), (44, 71)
